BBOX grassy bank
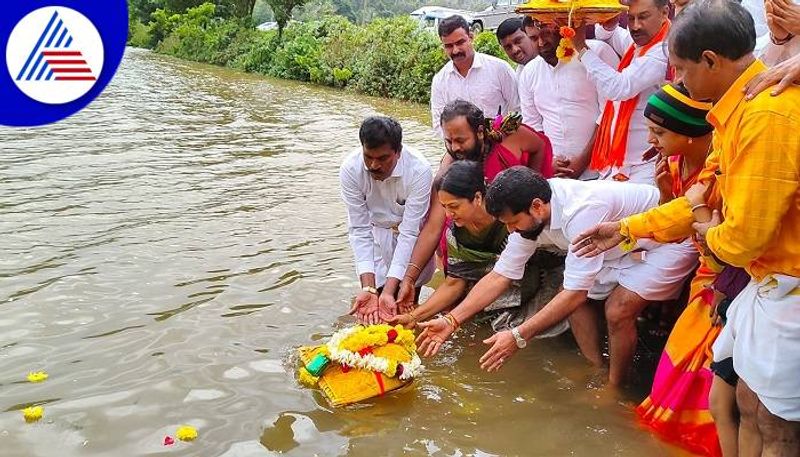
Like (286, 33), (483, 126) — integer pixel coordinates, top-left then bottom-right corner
(128, 2), (510, 104)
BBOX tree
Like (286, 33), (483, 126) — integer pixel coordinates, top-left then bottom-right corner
(265, 0), (309, 36)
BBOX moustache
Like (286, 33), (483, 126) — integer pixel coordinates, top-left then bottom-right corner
(451, 53), (465, 59)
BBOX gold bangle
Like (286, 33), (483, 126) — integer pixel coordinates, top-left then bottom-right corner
(408, 262), (422, 273)
(443, 313), (459, 331)
(447, 312), (460, 328)
(691, 203), (709, 212)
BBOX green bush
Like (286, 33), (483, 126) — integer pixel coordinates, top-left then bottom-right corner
(128, 19), (154, 48)
(129, 2), (470, 104)
(473, 30), (511, 63)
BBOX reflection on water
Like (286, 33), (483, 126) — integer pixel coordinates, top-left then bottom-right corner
(0, 48), (687, 456)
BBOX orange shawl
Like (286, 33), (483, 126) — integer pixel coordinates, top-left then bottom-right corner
(590, 21), (671, 171)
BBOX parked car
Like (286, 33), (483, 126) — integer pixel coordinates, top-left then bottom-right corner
(469, 0), (528, 33)
(412, 0), (526, 35)
(413, 8), (482, 34)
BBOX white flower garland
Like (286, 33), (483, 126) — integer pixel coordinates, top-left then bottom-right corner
(326, 326), (423, 381)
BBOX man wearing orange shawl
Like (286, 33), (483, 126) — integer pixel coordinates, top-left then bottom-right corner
(573, 0), (671, 184)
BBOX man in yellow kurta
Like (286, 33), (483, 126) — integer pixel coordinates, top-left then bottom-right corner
(572, 0), (800, 454)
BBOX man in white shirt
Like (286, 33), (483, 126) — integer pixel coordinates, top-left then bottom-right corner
(340, 116), (434, 325)
(519, 22), (620, 179)
(431, 15), (520, 137)
(573, 0), (671, 184)
(416, 167), (697, 386)
(496, 17), (539, 79)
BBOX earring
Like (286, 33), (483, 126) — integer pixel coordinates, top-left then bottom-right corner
(688, 138), (693, 144)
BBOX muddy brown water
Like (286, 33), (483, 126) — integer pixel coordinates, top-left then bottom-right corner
(0, 48), (691, 457)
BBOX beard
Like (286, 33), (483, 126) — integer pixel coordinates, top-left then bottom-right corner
(518, 221), (546, 240)
(448, 137), (484, 161)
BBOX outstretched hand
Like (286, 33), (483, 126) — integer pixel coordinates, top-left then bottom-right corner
(572, 221), (624, 257)
(395, 279), (416, 314)
(377, 292), (398, 322)
(387, 312), (417, 329)
(416, 317), (455, 357)
(479, 331), (518, 372)
(349, 291), (380, 325)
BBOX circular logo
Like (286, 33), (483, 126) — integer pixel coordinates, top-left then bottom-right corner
(0, 1), (127, 127)
(6, 7), (104, 105)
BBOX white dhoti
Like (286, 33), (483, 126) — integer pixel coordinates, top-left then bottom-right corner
(588, 238), (698, 302)
(371, 221), (433, 289)
(713, 275), (800, 421)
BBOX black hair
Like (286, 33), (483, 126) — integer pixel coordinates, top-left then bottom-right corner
(485, 166), (551, 217)
(358, 116), (402, 152)
(496, 17), (524, 41)
(668, 0), (756, 62)
(438, 15), (470, 37)
(437, 161), (485, 200)
(522, 16), (537, 30)
(652, 0), (669, 8)
(440, 99), (484, 133)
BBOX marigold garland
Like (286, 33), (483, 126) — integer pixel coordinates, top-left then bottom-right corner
(555, 2), (579, 62)
(326, 324), (422, 381)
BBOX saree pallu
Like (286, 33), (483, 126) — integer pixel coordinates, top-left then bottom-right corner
(636, 258), (723, 457)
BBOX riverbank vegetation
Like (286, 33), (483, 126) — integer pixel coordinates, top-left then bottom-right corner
(127, 1), (510, 103)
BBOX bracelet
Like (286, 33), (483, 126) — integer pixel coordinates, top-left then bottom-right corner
(407, 262), (422, 273)
(771, 32), (795, 46)
(361, 285), (378, 295)
(691, 203), (709, 212)
(442, 313), (460, 331)
(404, 274), (418, 284)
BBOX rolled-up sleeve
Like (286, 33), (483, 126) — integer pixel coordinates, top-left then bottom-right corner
(340, 161), (375, 275)
(388, 166), (434, 280)
(493, 232), (538, 281)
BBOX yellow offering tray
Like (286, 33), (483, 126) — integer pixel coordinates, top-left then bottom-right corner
(299, 345), (410, 407)
(516, 0), (628, 25)
(296, 325), (421, 407)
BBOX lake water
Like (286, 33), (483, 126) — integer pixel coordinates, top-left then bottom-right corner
(0, 48), (689, 457)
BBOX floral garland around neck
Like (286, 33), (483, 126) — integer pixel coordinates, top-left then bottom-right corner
(326, 324), (423, 381)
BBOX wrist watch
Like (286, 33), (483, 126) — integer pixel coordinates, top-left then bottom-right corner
(511, 327), (527, 349)
(361, 286), (378, 295)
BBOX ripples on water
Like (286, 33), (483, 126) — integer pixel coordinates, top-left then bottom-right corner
(0, 48), (686, 456)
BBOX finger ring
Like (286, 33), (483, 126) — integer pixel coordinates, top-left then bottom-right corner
(499, 358), (505, 364)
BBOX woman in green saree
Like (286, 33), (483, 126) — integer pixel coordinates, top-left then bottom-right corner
(391, 160), (567, 336)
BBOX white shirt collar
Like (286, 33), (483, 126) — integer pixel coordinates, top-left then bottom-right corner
(447, 52), (484, 76)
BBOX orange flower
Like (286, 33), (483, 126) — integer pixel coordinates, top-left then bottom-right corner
(559, 26), (576, 38)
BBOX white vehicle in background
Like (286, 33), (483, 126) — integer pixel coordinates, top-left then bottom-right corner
(412, 0), (526, 34)
(469, 0), (528, 33)
(411, 7), (481, 35)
